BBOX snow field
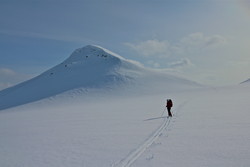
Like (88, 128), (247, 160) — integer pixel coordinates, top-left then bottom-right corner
(0, 93), (174, 167)
(0, 85), (249, 167)
(133, 85), (250, 167)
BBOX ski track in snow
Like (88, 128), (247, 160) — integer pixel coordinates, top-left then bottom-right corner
(111, 101), (187, 167)
(112, 117), (171, 167)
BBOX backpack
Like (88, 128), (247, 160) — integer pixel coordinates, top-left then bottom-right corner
(167, 99), (173, 107)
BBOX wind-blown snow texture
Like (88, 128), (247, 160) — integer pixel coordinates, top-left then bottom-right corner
(0, 45), (199, 110)
(0, 45), (249, 167)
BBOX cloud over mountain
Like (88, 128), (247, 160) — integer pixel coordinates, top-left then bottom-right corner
(126, 32), (227, 59)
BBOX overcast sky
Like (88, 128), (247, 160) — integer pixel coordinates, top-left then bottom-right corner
(1, 0), (250, 90)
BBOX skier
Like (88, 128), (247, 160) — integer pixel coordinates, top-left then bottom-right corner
(166, 99), (173, 117)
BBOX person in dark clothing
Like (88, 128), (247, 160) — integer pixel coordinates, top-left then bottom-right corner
(166, 99), (173, 117)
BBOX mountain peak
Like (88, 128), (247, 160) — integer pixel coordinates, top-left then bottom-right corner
(64, 45), (125, 64)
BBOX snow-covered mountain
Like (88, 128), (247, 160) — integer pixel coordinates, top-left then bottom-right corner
(0, 45), (200, 110)
(240, 78), (250, 84)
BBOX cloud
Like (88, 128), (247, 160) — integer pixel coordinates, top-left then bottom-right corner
(180, 32), (227, 49)
(0, 68), (32, 91)
(0, 68), (16, 76)
(125, 32), (227, 58)
(125, 39), (171, 57)
(169, 58), (194, 69)
(147, 60), (161, 68)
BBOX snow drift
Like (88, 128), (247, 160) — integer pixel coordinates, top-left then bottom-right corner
(0, 45), (200, 110)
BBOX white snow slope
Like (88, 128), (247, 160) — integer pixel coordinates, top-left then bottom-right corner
(0, 45), (198, 110)
(0, 46), (249, 167)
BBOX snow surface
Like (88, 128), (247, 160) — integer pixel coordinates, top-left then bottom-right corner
(132, 85), (250, 167)
(0, 45), (249, 167)
(0, 85), (249, 167)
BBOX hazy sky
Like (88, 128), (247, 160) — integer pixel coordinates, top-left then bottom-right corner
(1, 0), (250, 90)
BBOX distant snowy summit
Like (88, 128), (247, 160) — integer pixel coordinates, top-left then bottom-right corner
(240, 78), (250, 84)
(43, 45), (143, 88)
(0, 45), (200, 110)
(65, 45), (126, 63)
